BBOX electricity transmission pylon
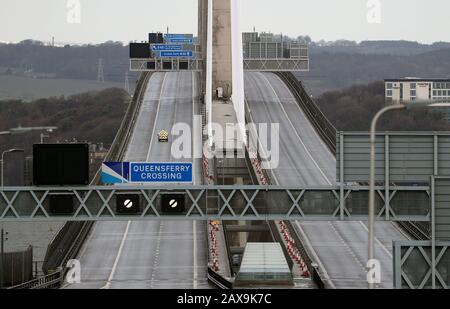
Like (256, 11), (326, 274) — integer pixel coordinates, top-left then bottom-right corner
(97, 58), (105, 82)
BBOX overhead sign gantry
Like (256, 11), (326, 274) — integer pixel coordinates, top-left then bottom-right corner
(129, 33), (202, 71)
(0, 184), (430, 222)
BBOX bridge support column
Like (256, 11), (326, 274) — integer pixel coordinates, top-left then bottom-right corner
(211, 0), (233, 99)
(199, 0), (246, 146)
(198, 0), (233, 98)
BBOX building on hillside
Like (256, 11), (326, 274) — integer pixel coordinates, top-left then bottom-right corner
(385, 78), (450, 120)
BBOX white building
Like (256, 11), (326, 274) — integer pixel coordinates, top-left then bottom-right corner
(385, 78), (450, 102)
(385, 78), (450, 120)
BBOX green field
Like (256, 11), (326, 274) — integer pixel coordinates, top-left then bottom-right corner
(0, 75), (129, 101)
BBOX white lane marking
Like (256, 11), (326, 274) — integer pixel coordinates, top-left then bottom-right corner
(78, 222), (97, 262)
(150, 221), (164, 288)
(259, 72), (332, 186)
(193, 221), (198, 289)
(329, 222), (366, 272)
(294, 222), (336, 289)
(243, 76), (281, 184)
(359, 221), (392, 258)
(146, 72), (168, 162)
(275, 73), (335, 161)
(102, 221), (131, 289)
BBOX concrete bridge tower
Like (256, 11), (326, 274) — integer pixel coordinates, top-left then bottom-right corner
(198, 0), (246, 152)
(198, 0), (233, 99)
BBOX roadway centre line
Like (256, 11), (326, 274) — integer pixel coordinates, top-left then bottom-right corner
(146, 72), (168, 162)
(193, 221), (198, 289)
(259, 72), (332, 186)
(102, 220), (131, 289)
(329, 222), (366, 272)
(150, 221), (163, 288)
(358, 221), (392, 258)
(275, 72), (335, 162)
(294, 222), (335, 289)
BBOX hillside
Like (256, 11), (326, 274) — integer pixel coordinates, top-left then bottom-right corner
(0, 88), (128, 157)
(298, 48), (450, 96)
(2, 39), (450, 99)
(0, 40), (135, 83)
(310, 40), (450, 56)
(315, 81), (450, 131)
(0, 75), (125, 101)
(2, 40), (450, 98)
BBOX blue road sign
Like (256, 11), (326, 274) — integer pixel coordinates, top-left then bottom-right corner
(151, 44), (183, 51)
(156, 51), (193, 58)
(166, 38), (193, 44)
(130, 163), (193, 183)
(165, 34), (187, 39)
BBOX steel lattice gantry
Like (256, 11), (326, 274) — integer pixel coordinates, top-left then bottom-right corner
(0, 185), (430, 222)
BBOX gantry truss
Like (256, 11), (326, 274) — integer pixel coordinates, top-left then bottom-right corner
(0, 185), (430, 222)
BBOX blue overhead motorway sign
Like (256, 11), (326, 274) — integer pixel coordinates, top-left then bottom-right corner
(166, 38), (193, 44)
(164, 34), (187, 39)
(102, 162), (193, 184)
(130, 162), (193, 183)
(156, 51), (193, 58)
(151, 44), (183, 51)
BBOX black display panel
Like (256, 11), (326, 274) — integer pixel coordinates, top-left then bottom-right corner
(162, 61), (173, 70)
(49, 194), (74, 214)
(149, 33), (164, 44)
(161, 193), (185, 213)
(179, 61), (189, 70)
(129, 43), (150, 58)
(33, 144), (89, 186)
(116, 194), (141, 214)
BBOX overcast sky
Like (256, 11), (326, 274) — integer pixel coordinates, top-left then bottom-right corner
(0, 0), (449, 44)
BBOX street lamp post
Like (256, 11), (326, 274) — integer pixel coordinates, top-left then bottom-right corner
(368, 104), (405, 289)
(1, 149), (25, 187)
(368, 99), (450, 289)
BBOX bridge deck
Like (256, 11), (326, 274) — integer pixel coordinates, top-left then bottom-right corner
(245, 72), (408, 289)
(66, 72), (208, 289)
